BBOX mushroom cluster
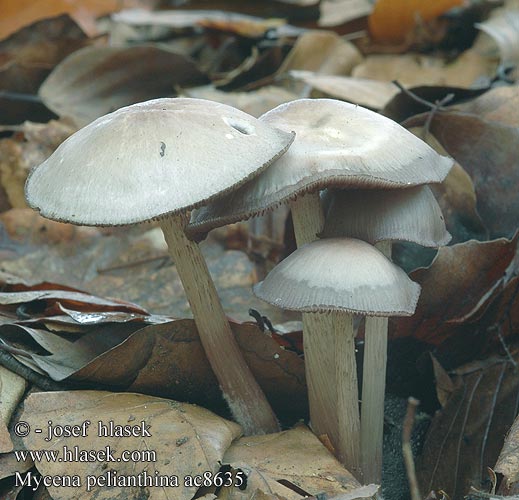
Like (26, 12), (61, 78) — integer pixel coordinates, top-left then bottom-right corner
(24, 98), (295, 436)
(189, 99), (453, 480)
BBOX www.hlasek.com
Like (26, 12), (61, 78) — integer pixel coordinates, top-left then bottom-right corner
(13, 419), (246, 492)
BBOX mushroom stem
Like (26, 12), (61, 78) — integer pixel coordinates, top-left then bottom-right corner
(290, 192), (361, 475)
(160, 213), (279, 435)
(361, 240), (392, 483)
(334, 310), (361, 476)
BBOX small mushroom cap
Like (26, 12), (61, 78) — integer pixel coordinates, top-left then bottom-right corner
(321, 186), (451, 246)
(188, 98), (453, 235)
(25, 98), (294, 226)
(253, 238), (420, 316)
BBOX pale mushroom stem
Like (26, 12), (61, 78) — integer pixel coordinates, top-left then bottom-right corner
(160, 213), (279, 435)
(361, 240), (392, 484)
(290, 192), (361, 476)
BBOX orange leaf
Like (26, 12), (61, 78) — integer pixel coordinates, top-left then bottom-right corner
(0, 0), (123, 40)
(368, 0), (464, 43)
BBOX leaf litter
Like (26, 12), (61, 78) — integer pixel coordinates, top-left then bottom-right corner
(1, 0), (519, 499)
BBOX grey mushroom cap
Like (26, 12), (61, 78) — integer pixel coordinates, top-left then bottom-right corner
(188, 98), (453, 235)
(321, 186), (452, 246)
(25, 98), (294, 226)
(253, 238), (421, 316)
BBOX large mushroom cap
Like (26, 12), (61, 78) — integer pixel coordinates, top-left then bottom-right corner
(253, 238), (420, 316)
(188, 98), (453, 235)
(322, 186), (452, 246)
(25, 98), (294, 226)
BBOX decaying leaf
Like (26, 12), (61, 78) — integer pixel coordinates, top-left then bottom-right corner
(404, 86), (519, 238)
(318, 0), (373, 27)
(39, 44), (209, 126)
(20, 390), (242, 499)
(418, 357), (519, 499)
(222, 426), (360, 498)
(0, 366), (27, 453)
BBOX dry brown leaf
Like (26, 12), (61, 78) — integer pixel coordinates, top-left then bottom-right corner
(318, 0), (372, 27)
(183, 85), (297, 117)
(405, 86), (519, 238)
(278, 31), (362, 87)
(113, 9), (290, 38)
(289, 71), (398, 109)
(0, 318), (306, 425)
(367, 0), (464, 43)
(0, 452), (33, 480)
(0, 366), (27, 453)
(0, 0), (139, 40)
(495, 411), (519, 494)
(20, 390), (242, 499)
(392, 236), (518, 346)
(222, 426), (360, 498)
(418, 357), (519, 499)
(0, 120), (76, 209)
(352, 50), (495, 88)
(39, 44), (208, 126)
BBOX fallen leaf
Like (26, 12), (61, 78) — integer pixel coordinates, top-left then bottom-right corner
(0, 120), (76, 209)
(289, 71), (398, 109)
(367, 0), (464, 43)
(182, 85), (297, 117)
(0, 0), (136, 40)
(495, 410), (519, 495)
(318, 0), (372, 28)
(417, 357), (519, 499)
(278, 30), (362, 90)
(222, 426), (360, 497)
(0, 451), (32, 480)
(353, 50), (495, 88)
(476, 8), (519, 67)
(0, 366), (27, 453)
(20, 390), (242, 499)
(392, 236), (519, 346)
(39, 44), (209, 126)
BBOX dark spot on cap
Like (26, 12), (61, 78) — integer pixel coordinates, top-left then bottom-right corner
(160, 142), (166, 157)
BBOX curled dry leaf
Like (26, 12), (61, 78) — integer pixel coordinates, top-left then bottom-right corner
(476, 8), (519, 67)
(0, 319), (306, 425)
(20, 390), (242, 499)
(417, 357), (519, 499)
(392, 236), (518, 346)
(39, 44), (209, 126)
(0, 451), (33, 480)
(222, 426), (360, 498)
(495, 410), (519, 495)
(0, 366), (27, 453)
(404, 86), (519, 239)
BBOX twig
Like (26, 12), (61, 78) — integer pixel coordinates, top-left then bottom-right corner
(97, 254), (170, 273)
(403, 397), (422, 500)
(0, 350), (69, 391)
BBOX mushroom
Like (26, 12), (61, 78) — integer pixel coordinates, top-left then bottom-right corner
(253, 238), (421, 476)
(322, 185), (451, 482)
(187, 98), (452, 468)
(24, 97), (294, 435)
